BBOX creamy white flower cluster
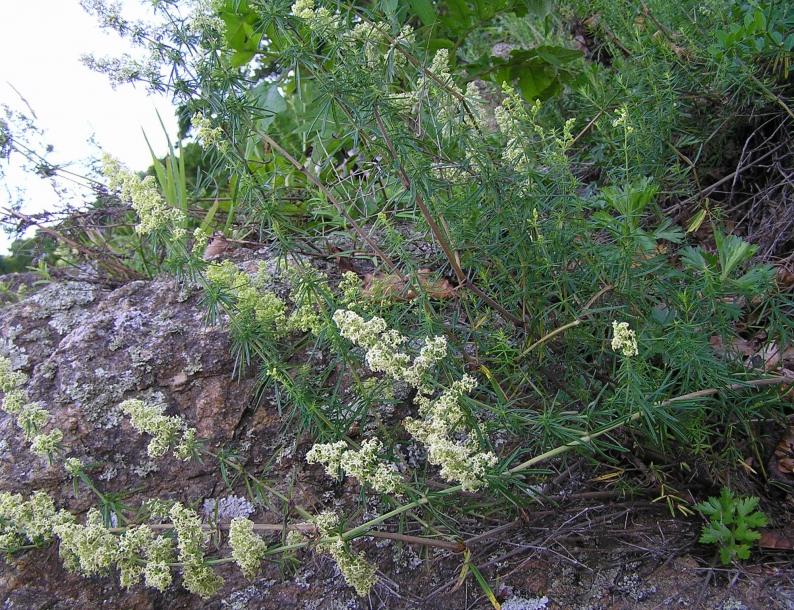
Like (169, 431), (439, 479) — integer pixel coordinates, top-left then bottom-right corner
(80, 53), (163, 89)
(314, 511), (378, 597)
(494, 85), (575, 175)
(229, 517), (269, 579)
(206, 261), (288, 329)
(405, 377), (497, 492)
(2, 490), (269, 596)
(0, 491), (73, 551)
(611, 105), (635, 134)
(290, 0), (342, 35)
(611, 321), (639, 357)
(425, 49), (465, 137)
(170, 502), (225, 597)
(329, 310), (497, 491)
(190, 112), (228, 151)
(306, 438), (402, 494)
(0, 356), (64, 462)
(0, 491), (175, 592)
(332, 309), (447, 392)
(58, 509), (174, 589)
(102, 154), (187, 237)
(119, 399), (200, 460)
(78, 1), (168, 91)
(186, 0), (226, 38)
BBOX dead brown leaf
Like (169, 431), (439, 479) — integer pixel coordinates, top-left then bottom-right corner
(775, 427), (794, 475)
(327, 245), (359, 276)
(757, 341), (782, 371)
(759, 528), (794, 550)
(710, 335), (753, 359)
(362, 269), (455, 301)
(776, 265), (794, 288)
(778, 457), (794, 474)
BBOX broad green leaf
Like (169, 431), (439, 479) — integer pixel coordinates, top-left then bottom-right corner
(406, 0), (436, 26)
(231, 51), (256, 68)
(699, 528), (720, 544)
(513, 63), (556, 100)
(714, 231), (757, 280)
(736, 496), (759, 516)
(251, 83), (288, 130)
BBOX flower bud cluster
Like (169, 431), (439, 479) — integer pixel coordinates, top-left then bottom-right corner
(330, 311), (497, 491)
(206, 261), (288, 331)
(119, 399), (198, 460)
(306, 438), (402, 494)
(494, 85), (576, 177)
(314, 512), (378, 597)
(190, 112), (227, 150)
(102, 154), (187, 237)
(0, 356), (64, 462)
(425, 49), (465, 138)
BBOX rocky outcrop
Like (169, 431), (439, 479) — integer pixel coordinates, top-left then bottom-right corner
(0, 272), (350, 609)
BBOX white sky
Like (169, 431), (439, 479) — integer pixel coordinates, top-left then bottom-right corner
(0, 0), (178, 255)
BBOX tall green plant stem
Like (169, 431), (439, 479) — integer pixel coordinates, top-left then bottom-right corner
(371, 107), (525, 328)
(251, 126), (401, 277)
(520, 319), (582, 357)
(140, 521), (464, 551)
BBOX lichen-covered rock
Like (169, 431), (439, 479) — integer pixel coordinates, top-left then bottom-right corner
(0, 273), (268, 608)
(0, 276), (255, 492)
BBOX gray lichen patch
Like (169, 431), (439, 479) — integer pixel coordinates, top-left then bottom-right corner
(61, 368), (141, 427)
(34, 358), (58, 380)
(132, 459), (160, 478)
(22, 328), (51, 342)
(0, 324), (29, 369)
(183, 354), (203, 376)
(48, 308), (92, 334)
(128, 344), (154, 372)
(30, 281), (99, 316)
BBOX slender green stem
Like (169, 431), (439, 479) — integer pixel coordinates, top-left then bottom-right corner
(520, 319), (582, 358)
(250, 126), (400, 276)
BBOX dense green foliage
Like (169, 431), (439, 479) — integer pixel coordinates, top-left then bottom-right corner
(0, 0), (792, 598)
